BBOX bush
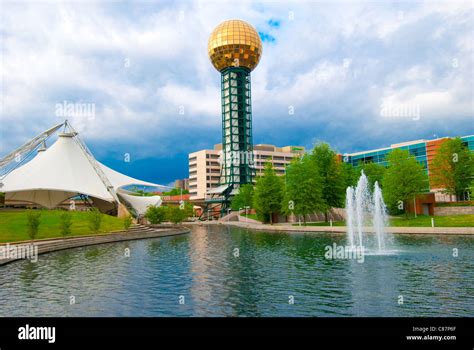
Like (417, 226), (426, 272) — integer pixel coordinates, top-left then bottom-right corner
(59, 211), (73, 237)
(145, 206), (167, 224)
(166, 205), (188, 224)
(87, 208), (102, 233)
(123, 215), (133, 230)
(26, 210), (41, 240)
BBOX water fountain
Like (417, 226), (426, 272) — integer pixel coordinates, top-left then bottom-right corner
(345, 187), (355, 247)
(373, 181), (388, 251)
(346, 171), (391, 253)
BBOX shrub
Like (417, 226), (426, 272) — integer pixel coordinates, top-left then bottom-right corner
(145, 206), (167, 224)
(59, 211), (73, 237)
(123, 215), (133, 230)
(26, 210), (41, 240)
(166, 206), (188, 224)
(87, 208), (102, 233)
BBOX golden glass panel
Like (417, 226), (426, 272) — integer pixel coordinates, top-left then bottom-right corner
(208, 19), (262, 72)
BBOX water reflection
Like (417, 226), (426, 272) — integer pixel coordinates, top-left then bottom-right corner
(0, 226), (473, 317)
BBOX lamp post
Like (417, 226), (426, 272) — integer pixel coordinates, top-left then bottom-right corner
(244, 206), (250, 222)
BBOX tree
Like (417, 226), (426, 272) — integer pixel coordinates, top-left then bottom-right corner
(382, 149), (428, 215)
(341, 162), (359, 189)
(129, 187), (154, 196)
(281, 155), (324, 223)
(161, 188), (190, 196)
(309, 143), (346, 221)
(253, 163), (284, 224)
(431, 137), (474, 200)
(231, 184), (254, 211)
(359, 162), (386, 190)
(87, 208), (102, 233)
(123, 215), (133, 231)
(26, 210), (41, 240)
(59, 211), (73, 236)
(145, 206), (167, 224)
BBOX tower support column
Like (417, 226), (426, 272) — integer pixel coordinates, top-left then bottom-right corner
(220, 66), (255, 189)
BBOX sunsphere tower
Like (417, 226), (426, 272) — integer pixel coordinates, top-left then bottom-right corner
(208, 19), (262, 195)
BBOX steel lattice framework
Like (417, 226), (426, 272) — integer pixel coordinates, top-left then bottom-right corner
(0, 120), (121, 205)
(220, 66), (255, 188)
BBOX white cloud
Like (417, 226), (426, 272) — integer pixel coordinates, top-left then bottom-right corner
(1, 0), (472, 161)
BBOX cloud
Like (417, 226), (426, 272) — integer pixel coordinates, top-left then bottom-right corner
(1, 0), (472, 178)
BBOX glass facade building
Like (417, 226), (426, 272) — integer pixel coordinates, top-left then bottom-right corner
(346, 141), (428, 169)
(343, 135), (474, 193)
(461, 135), (474, 151)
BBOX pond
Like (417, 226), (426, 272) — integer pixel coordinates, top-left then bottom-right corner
(0, 225), (473, 317)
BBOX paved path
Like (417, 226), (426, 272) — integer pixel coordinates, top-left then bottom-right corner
(0, 224), (190, 266)
(186, 221), (474, 235)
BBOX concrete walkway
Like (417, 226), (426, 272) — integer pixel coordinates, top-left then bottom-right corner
(0, 224), (190, 266)
(186, 220), (474, 235)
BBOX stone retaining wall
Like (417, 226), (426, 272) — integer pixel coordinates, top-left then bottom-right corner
(190, 221), (474, 235)
(434, 206), (474, 216)
(0, 225), (189, 266)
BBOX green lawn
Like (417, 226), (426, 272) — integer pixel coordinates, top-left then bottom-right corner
(388, 214), (474, 227)
(0, 210), (125, 243)
(239, 213), (259, 221)
(291, 214), (474, 227)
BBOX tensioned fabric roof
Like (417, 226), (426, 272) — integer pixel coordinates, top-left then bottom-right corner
(1, 133), (162, 211)
(116, 191), (162, 216)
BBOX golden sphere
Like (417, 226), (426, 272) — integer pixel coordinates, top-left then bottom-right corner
(208, 19), (262, 72)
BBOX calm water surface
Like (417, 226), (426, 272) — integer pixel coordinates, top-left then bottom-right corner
(0, 225), (473, 317)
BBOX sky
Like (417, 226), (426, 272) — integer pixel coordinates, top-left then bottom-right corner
(1, 0), (473, 185)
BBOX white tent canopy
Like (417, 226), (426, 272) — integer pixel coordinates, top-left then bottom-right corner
(117, 192), (162, 216)
(1, 131), (163, 215)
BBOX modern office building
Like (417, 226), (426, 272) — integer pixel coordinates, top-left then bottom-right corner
(342, 135), (474, 201)
(189, 144), (305, 200)
(174, 178), (189, 191)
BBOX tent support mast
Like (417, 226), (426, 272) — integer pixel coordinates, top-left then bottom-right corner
(65, 121), (121, 205)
